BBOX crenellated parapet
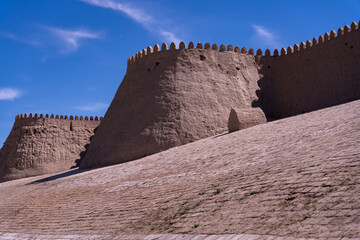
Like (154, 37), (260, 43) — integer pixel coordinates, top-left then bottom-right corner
(127, 21), (359, 65)
(265, 21), (359, 57)
(15, 113), (103, 121)
(127, 41), (261, 66)
(258, 20), (360, 119)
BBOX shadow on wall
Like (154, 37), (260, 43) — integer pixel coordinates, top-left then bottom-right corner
(252, 58), (276, 121)
(73, 127), (98, 168)
(74, 143), (90, 168)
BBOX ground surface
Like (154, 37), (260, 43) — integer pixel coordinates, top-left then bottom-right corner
(0, 232), (357, 240)
(0, 100), (359, 239)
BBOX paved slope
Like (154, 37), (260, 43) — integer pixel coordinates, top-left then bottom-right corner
(0, 100), (359, 239)
(0, 232), (357, 240)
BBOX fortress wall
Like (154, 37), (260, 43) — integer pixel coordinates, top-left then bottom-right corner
(80, 45), (264, 169)
(0, 114), (101, 182)
(2, 21), (358, 174)
(258, 22), (360, 119)
(77, 21), (360, 169)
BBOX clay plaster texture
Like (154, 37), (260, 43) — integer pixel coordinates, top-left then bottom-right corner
(228, 107), (266, 132)
(0, 117), (99, 182)
(259, 26), (360, 118)
(80, 49), (262, 168)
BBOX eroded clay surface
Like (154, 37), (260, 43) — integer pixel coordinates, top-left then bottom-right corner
(0, 117), (99, 182)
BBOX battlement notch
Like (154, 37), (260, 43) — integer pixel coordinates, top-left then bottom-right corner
(127, 21), (359, 63)
(15, 113), (103, 121)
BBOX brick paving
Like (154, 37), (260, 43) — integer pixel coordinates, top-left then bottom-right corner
(0, 100), (359, 239)
(0, 232), (358, 240)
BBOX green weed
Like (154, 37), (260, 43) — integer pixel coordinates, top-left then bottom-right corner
(214, 188), (223, 195)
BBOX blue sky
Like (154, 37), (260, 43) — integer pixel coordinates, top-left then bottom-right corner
(0, 0), (359, 146)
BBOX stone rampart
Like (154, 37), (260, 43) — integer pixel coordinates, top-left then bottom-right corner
(0, 114), (101, 182)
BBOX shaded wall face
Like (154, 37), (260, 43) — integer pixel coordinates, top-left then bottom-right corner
(0, 117), (99, 182)
(259, 29), (360, 119)
(80, 49), (262, 169)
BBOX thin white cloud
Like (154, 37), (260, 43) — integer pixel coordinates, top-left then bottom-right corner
(45, 26), (103, 53)
(253, 25), (273, 39)
(76, 103), (108, 112)
(0, 88), (21, 100)
(3, 32), (17, 40)
(79, 0), (152, 23)
(159, 30), (181, 45)
(252, 25), (281, 49)
(79, 0), (182, 44)
(0, 31), (41, 46)
(1, 26), (103, 55)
